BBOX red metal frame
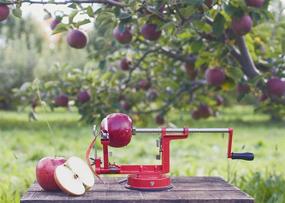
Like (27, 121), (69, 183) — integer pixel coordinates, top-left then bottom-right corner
(86, 128), (234, 190)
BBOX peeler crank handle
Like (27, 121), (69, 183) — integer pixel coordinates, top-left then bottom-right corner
(231, 152), (254, 161)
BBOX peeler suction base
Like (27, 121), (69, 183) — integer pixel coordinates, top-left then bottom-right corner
(125, 174), (172, 191)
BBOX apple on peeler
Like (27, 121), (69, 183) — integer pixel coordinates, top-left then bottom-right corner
(54, 156), (95, 196)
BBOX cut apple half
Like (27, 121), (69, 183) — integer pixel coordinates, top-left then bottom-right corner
(54, 156), (95, 196)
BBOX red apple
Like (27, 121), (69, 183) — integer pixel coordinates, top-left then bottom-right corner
(185, 63), (198, 80)
(77, 90), (90, 103)
(191, 110), (201, 120)
(259, 93), (268, 102)
(198, 104), (213, 119)
(36, 157), (66, 191)
(113, 26), (132, 44)
(266, 77), (285, 97)
(231, 15), (253, 36)
(67, 29), (88, 49)
(141, 23), (161, 41)
(245, 0), (264, 8)
(158, 4), (166, 13)
(155, 114), (165, 125)
(205, 0), (213, 8)
(139, 80), (151, 90)
(147, 90), (158, 101)
(0, 5), (9, 22)
(120, 100), (131, 111)
(100, 113), (133, 147)
(120, 58), (131, 71)
(237, 83), (250, 94)
(215, 95), (224, 106)
(205, 68), (225, 86)
(31, 98), (39, 110)
(50, 18), (61, 30)
(54, 94), (69, 107)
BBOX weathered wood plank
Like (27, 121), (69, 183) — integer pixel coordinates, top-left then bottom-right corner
(21, 177), (254, 203)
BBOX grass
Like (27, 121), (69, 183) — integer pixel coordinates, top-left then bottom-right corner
(0, 105), (284, 203)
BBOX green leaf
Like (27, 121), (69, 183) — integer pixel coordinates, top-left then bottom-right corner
(52, 23), (69, 35)
(68, 3), (77, 9)
(86, 6), (94, 17)
(212, 13), (225, 36)
(183, 0), (203, 6)
(12, 8), (22, 18)
(118, 12), (132, 23)
(281, 33), (285, 54)
(95, 12), (116, 36)
(69, 10), (79, 24)
(191, 39), (203, 53)
(226, 67), (243, 82)
(224, 3), (244, 17)
(75, 19), (91, 28)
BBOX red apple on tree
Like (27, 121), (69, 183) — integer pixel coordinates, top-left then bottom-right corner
(204, 0), (213, 8)
(31, 98), (39, 110)
(67, 29), (88, 49)
(139, 79), (151, 90)
(259, 93), (268, 102)
(245, 0), (264, 8)
(266, 77), (285, 97)
(197, 104), (213, 119)
(120, 58), (131, 71)
(0, 5), (9, 22)
(113, 25), (132, 44)
(237, 83), (250, 94)
(231, 15), (253, 36)
(77, 90), (91, 103)
(155, 114), (165, 125)
(54, 94), (69, 107)
(50, 17), (62, 30)
(215, 95), (224, 106)
(36, 157), (66, 191)
(191, 109), (201, 120)
(120, 100), (131, 111)
(147, 90), (158, 101)
(141, 23), (162, 41)
(205, 68), (225, 87)
(185, 63), (198, 80)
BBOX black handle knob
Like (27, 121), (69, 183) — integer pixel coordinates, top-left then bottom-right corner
(231, 152), (254, 161)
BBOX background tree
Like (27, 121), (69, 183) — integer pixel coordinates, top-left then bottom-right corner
(3, 0), (284, 123)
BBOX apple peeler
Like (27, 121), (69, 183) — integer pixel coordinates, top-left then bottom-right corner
(86, 113), (254, 191)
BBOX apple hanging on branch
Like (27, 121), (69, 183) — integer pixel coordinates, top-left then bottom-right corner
(67, 29), (88, 49)
(50, 16), (62, 30)
(0, 4), (9, 21)
(245, 0), (264, 8)
(113, 25), (132, 44)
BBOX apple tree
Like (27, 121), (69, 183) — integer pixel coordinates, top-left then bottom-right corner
(5, 0), (285, 123)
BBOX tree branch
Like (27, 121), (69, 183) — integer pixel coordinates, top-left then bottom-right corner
(1, 0), (125, 7)
(234, 35), (261, 79)
(133, 80), (206, 114)
(159, 48), (191, 63)
(122, 48), (159, 86)
(230, 47), (244, 67)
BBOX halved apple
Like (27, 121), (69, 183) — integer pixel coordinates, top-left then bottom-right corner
(54, 156), (95, 196)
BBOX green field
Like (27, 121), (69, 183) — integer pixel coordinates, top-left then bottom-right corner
(0, 106), (284, 203)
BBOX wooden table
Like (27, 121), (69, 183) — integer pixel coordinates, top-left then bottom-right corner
(21, 176), (254, 203)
